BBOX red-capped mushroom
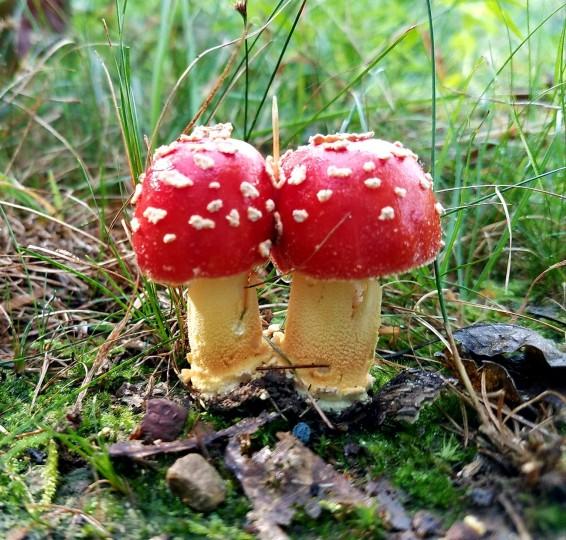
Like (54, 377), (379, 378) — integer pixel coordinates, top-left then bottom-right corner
(131, 123), (276, 395)
(272, 132), (443, 409)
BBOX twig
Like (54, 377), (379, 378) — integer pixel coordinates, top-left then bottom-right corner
(498, 493), (532, 540)
(30, 352), (50, 409)
(256, 363), (330, 371)
(303, 392), (335, 431)
(183, 33), (244, 134)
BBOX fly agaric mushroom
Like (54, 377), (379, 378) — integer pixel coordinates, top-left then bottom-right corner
(272, 132), (442, 409)
(131, 123), (276, 395)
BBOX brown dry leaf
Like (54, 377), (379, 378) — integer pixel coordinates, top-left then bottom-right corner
(453, 323), (566, 403)
(374, 369), (451, 425)
(225, 432), (372, 540)
(461, 359), (522, 404)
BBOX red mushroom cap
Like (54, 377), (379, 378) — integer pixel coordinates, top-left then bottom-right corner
(271, 132), (443, 280)
(132, 124), (275, 285)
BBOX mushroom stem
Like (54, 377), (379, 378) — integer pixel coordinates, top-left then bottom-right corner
(182, 271), (270, 395)
(280, 271), (382, 410)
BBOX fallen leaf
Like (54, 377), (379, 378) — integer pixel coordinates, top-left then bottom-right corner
(366, 478), (411, 531)
(526, 304), (566, 327)
(374, 369), (451, 425)
(453, 323), (566, 403)
(108, 411), (277, 459)
(460, 359), (522, 404)
(225, 432), (371, 540)
(453, 324), (566, 368)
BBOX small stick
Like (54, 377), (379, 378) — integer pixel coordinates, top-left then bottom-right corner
(498, 493), (532, 540)
(304, 392), (335, 430)
(256, 363), (330, 371)
(271, 95), (282, 186)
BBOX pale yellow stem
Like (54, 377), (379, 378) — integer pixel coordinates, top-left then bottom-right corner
(182, 271), (270, 395)
(280, 272), (382, 410)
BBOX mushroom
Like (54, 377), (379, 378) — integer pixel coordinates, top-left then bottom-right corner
(271, 132), (442, 410)
(131, 123), (276, 395)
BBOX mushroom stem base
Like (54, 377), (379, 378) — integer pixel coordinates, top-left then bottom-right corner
(182, 271), (270, 395)
(279, 272), (382, 410)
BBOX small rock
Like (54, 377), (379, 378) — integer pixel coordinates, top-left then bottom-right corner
(463, 515), (487, 536)
(343, 442), (362, 459)
(6, 527), (29, 540)
(166, 453), (226, 512)
(292, 422), (311, 444)
(115, 382), (146, 411)
(469, 487), (495, 507)
(444, 521), (483, 540)
(57, 467), (93, 498)
(135, 398), (188, 442)
(25, 448), (47, 464)
(390, 532), (419, 540)
(412, 510), (442, 537)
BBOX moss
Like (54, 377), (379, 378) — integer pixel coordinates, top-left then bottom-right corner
(288, 505), (385, 539)
(525, 500), (566, 535)
(349, 398), (472, 511)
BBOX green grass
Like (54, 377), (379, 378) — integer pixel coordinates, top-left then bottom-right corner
(1, 0), (565, 538)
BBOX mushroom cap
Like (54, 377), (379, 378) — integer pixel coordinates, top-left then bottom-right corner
(132, 124), (275, 285)
(272, 132), (443, 279)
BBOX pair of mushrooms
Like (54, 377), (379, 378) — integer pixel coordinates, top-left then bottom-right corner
(131, 124), (442, 410)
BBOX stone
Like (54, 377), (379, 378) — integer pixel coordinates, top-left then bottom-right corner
(412, 510), (442, 537)
(166, 453), (226, 512)
(137, 398), (188, 442)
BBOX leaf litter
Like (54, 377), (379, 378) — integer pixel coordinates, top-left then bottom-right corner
(225, 431), (372, 540)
